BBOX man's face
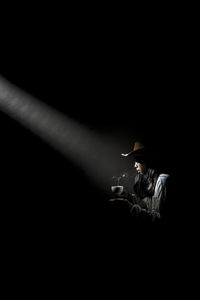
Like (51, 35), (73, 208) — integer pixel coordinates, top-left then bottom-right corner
(134, 161), (147, 174)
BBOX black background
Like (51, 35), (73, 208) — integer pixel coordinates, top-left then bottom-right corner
(0, 9), (194, 282)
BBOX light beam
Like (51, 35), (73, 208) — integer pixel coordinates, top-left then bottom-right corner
(0, 76), (125, 192)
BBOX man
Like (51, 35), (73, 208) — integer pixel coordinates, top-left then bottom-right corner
(112, 141), (170, 223)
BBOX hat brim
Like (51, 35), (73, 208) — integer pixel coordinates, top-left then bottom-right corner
(121, 148), (148, 157)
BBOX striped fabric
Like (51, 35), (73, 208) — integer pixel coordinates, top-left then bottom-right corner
(142, 174), (169, 218)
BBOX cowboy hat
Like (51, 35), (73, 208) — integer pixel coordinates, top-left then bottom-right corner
(121, 141), (148, 158)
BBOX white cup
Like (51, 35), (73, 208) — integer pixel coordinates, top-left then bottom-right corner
(111, 185), (124, 195)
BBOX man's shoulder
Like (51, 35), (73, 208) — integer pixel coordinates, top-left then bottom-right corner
(158, 173), (170, 185)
